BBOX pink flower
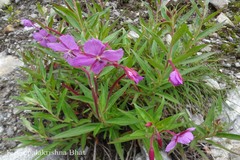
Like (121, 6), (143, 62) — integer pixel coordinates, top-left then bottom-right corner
(33, 29), (57, 47)
(165, 128), (195, 152)
(21, 19), (34, 27)
(168, 60), (183, 86)
(47, 34), (80, 65)
(70, 38), (124, 74)
(169, 69), (183, 86)
(123, 67), (144, 84)
(149, 146), (154, 160)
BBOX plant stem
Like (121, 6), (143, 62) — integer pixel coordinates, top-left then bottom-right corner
(104, 73), (126, 112)
(79, 67), (101, 120)
(61, 82), (79, 95)
(45, 26), (62, 35)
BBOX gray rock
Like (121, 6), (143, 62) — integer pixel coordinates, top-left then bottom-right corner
(216, 13), (235, 27)
(235, 62), (240, 68)
(0, 55), (24, 76)
(0, 0), (10, 9)
(235, 73), (240, 79)
(6, 127), (14, 137)
(0, 126), (4, 134)
(210, 0), (228, 9)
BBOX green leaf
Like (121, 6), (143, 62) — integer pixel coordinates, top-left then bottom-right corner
(170, 23), (188, 47)
(134, 104), (153, 123)
(106, 83), (130, 111)
(110, 130), (149, 144)
(52, 123), (100, 139)
(216, 132), (240, 141)
(21, 117), (38, 133)
(33, 85), (51, 112)
(53, 4), (81, 31)
(106, 116), (139, 126)
(142, 25), (168, 53)
(179, 52), (215, 65)
(57, 89), (68, 116)
(196, 23), (224, 41)
(173, 44), (207, 64)
(154, 98), (165, 121)
(132, 50), (155, 81)
(102, 29), (122, 43)
(156, 113), (185, 131)
(69, 95), (94, 105)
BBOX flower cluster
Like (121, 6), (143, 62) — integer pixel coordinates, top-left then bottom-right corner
(23, 19), (143, 84)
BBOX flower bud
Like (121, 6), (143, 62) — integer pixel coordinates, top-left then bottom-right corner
(145, 122), (152, 127)
(149, 146), (155, 160)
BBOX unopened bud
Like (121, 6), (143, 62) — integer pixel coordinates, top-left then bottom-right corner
(145, 122), (152, 127)
(149, 146), (155, 160)
(166, 10), (172, 18)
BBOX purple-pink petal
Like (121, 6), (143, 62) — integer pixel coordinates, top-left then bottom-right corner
(59, 35), (79, 50)
(83, 38), (106, 56)
(47, 35), (57, 43)
(177, 132), (194, 144)
(69, 55), (96, 67)
(21, 19), (34, 27)
(165, 138), (177, 152)
(39, 29), (48, 37)
(47, 43), (68, 52)
(186, 128), (195, 132)
(101, 49), (124, 62)
(33, 32), (43, 41)
(169, 69), (183, 86)
(90, 60), (107, 74)
(39, 39), (48, 47)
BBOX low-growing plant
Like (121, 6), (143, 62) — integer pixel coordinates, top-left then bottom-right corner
(14, 0), (240, 159)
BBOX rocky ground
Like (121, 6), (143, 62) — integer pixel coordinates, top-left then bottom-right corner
(0, 0), (239, 159)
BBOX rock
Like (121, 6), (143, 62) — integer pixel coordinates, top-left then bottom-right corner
(203, 76), (224, 90)
(3, 25), (15, 34)
(235, 73), (240, 79)
(6, 127), (14, 137)
(15, 0), (21, 4)
(201, 45), (212, 52)
(235, 62), (240, 68)
(210, 0), (228, 9)
(0, 0), (10, 9)
(165, 34), (172, 45)
(128, 31), (139, 39)
(0, 55), (24, 76)
(0, 126), (4, 134)
(216, 13), (235, 27)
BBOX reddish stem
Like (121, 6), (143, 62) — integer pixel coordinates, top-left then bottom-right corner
(62, 83), (79, 95)
(165, 130), (176, 136)
(104, 73), (126, 112)
(45, 26), (62, 35)
(168, 60), (176, 70)
(79, 67), (100, 120)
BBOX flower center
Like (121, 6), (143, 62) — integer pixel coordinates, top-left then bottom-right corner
(96, 56), (101, 61)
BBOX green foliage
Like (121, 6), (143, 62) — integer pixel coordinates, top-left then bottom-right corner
(15, 0), (238, 159)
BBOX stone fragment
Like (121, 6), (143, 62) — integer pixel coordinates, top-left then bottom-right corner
(209, 0), (228, 9)
(3, 25), (15, 34)
(0, 55), (24, 76)
(0, 0), (10, 9)
(216, 13), (235, 27)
